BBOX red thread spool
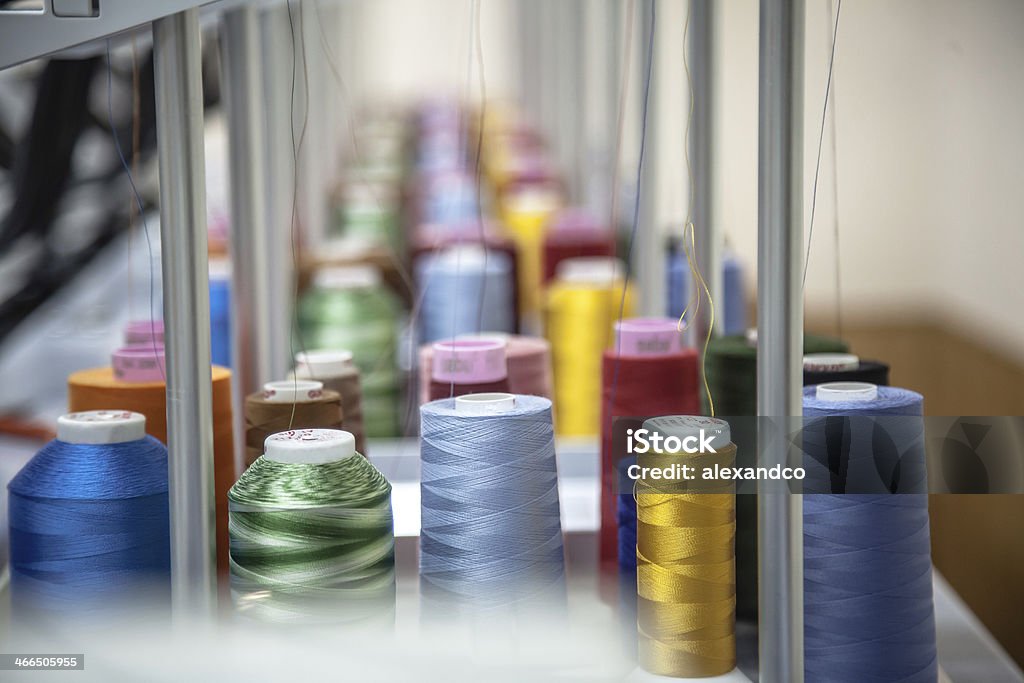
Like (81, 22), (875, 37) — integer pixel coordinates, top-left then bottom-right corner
(428, 338), (510, 401)
(599, 318), (700, 581)
(541, 209), (615, 285)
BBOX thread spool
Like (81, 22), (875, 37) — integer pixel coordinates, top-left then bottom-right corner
(803, 352), (890, 387)
(501, 183), (562, 320)
(243, 380), (344, 467)
(427, 338), (510, 401)
(299, 265), (401, 438)
(601, 319), (700, 581)
(418, 333), (553, 405)
(416, 244), (516, 343)
(293, 350), (367, 456)
(545, 257), (634, 436)
(209, 258), (232, 368)
(8, 410), (170, 614)
(703, 331), (847, 620)
(541, 208), (615, 285)
(635, 416), (738, 679)
(419, 393), (565, 608)
(802, 383), (937, 682)
(123, 319), (164, 345)
(228, 429), (395, 624)
(67, 353), (235, 576)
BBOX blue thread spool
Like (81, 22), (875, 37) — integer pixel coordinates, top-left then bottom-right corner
(8, 410), (170, 615)
(803, 383), (937, 683)
(209, 259), (231, 368)
(417, 244), (515, 344)
(419, 393), (565, 609)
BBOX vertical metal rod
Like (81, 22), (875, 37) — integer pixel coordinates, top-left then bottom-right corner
(260, 4), (295, 382)
(554, 0), (585, 203)
(689, 0), (718, 340)
(757, 0), (805, 681)
(220, 6), (273, 472)
(636, 0), (664, 317)
(152, 8), (216, 614)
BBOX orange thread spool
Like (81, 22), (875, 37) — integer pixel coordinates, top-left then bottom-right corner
(67, 363), (235, 576)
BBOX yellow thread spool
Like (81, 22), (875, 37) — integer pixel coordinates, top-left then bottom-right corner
(544, 257), (633, 436)
(501, 186), (561, 319)
(636, 416), (737, 678)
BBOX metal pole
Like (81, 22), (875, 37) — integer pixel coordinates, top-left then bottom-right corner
(260, 4), (295, 383)
(689, 0), (718, 340)
(636, 0), (664, 317)
(757, 0), (805, 681)
(220, 6), (273, 470)
(152, 8), (216, 614)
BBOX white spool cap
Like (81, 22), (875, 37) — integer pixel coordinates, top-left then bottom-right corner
(208, 257), (231, 281)
(57, 410), (146, 445)
(294, 350), (355, 378)
(314, 264), (381, 290)
(264, 429), (356, 464)
(261, 380), (324, 403)
(557, 256), (624, 285)
(816, 381), (878, 402)
(804, 353), (860, 372)
(455, 392), (516, 415)
(744, 327), (758, 346)
(436, 243), (489, 269)
(641, 415), (732, 451)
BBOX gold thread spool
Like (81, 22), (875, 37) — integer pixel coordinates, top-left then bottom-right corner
(501, 189), (561, 318)
(67, 365), (236, 575)
(636, 417), (737, 677)
(243, 382), (344, 467)
(544, 258), (633, 436)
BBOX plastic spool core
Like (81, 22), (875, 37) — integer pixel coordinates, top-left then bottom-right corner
(455, 392), (516, 415)
(804, 353), (860, 372)
(263, 428), (356, 464)
(816, 381), (878, 402)
(436, 243), (489, 269)
(262, 380), (325, 403)
(314, 265), (381, 290)
(57, 410), (146, 445)
(112, 344), (166, 383)
(616, 318), (682, 356)
(432, 338), (508, 383)
(641, 415), (732, 451)
(557, 256), (623, 285)
(294, 350), (355, 378)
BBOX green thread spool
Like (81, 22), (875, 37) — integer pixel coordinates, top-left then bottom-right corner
(704, 330), (848, 621)
(299, 265), (402, 438)
(228, 429), (395, 624)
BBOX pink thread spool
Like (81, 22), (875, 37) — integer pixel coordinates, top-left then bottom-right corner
(111, 344), (166, 383)
(123, 320), (164, 346)
(428, 338), (510, 402)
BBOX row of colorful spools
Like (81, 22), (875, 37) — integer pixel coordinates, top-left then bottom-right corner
(8, 306), (937, 681)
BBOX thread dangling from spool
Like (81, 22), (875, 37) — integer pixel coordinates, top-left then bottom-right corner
(416, 243), (516, 344)
(803, 352), (889, 387)
(427, 338), (510, 401)
(600, 318), (700, 581)
(703, 329), (847, 619)
(418, 333), (553, 405)
(636, 416), (738, 678)
(67, 337), (236, 576)
(545, 257), (634, 437)
(802, 383), (937, 683)
(299, 265), (401, 438)
(229, 429), (395, 624)
(8, 410), (170, 615)
(293, 350), (367, 456)
(666, 245), (748, 336)
(419, 393), (565, 608)
(244, 380), (344, 467)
